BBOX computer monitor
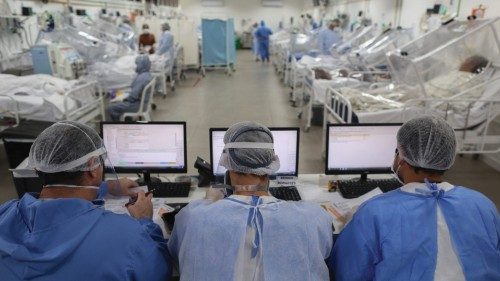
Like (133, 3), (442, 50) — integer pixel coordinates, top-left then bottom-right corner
(325, 123), (401, 178)
(101, 122), (187, 183)
(210, 127), (300, 180)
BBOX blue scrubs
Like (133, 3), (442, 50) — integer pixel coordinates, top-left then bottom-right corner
(168, 195), (334, 280)
(107, 55), (153, 121)
(255, 22), (273, 61)
(0, 193), (171, 281)
(317, 28), (342, 55)
(157, 30), (174, 57)
(333, 185), (500, 281)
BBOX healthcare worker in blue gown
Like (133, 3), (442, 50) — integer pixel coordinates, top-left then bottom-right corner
(0, 121), (171, 281)
(333, 116), (500, 281)
(156, 22), (175, 58)
(317, 19), (342, 55)
(168, 122), (335, 281)
(255, 21), (273, 62)
(107, 55), (153, 121)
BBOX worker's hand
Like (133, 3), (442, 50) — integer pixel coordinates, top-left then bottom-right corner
(127, 191), (154, 220)
(205, 187), (225, 202)
(107, 178), (139, 196)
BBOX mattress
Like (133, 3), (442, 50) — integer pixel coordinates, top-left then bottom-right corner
(0, 74), (79, 121)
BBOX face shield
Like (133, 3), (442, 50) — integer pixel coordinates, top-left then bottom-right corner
(213, 122), (280, 195)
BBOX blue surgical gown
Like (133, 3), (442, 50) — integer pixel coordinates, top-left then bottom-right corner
(333, 184), (500, 281)
(317, 28), (341, 55)
(0, 193), (171, 281)
(255, 26), (273, 60)
(168, 195), (334, 280)
(157, 30), (174, 57)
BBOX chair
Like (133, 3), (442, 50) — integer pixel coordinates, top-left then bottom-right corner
(120, 77), (157, 121)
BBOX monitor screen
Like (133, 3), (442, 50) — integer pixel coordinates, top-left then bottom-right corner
(325, 124), (401, 174)
(210, 128), (299, 177)
(101, 122), (187, 173)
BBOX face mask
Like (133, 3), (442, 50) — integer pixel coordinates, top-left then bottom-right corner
(391, 161), (404, 185)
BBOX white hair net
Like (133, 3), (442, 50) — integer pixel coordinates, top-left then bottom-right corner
(28, 121), (106, 173)
(397, 116), (457, 171)
(219, 121), (280, 176)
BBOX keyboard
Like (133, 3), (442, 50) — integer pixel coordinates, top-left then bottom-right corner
(338, 178), (402, 199)
(269, 186), (302, 201)
(147, 182), (191, 197)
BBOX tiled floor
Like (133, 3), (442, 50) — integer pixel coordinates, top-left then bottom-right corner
(1, 50), (499, 208)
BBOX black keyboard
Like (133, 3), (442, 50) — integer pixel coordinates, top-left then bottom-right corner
(269, 186), (302, 201)
(338, 178), (401, 199)
(147, 182), (191, 197)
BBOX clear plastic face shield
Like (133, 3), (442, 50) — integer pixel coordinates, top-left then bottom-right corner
(211, 141), (279, 197)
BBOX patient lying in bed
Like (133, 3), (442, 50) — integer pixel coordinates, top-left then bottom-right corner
(337, 55), (490, 112)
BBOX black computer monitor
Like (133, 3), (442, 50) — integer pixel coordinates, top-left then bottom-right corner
(210, 127), (300, 181)
(325, 123), (401, 179)
(101, 122), (187, 183)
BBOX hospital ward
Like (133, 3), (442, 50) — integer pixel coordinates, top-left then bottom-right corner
(1, 0), (500, 280)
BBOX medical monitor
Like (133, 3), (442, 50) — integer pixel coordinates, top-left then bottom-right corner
(210, 127), (300, 179)
(101, 122), (187, 176)
(325, 124), (401, 175)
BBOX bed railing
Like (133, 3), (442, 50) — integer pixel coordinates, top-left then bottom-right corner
(63, 81), (105, 123)
(0, 95), (20, 128)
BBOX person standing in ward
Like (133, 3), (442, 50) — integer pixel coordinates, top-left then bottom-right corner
(255, 21), (273, 63)
(333, 116), (500, 281)
(168, 122), (335, 281)
(317, 19), (342, 55)
(156, 22), (174, 58)
(139, 24), (156, 54)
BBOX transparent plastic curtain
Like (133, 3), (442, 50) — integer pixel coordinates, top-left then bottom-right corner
(38, 27), (131, 64)
(388, 18), (500, 97)
(72, 17), (135, 48)
(333, 25), (377, 56)
(290, 29), (320, 54)
(349, 28), (413, 68)
(396, 20), (487, 59)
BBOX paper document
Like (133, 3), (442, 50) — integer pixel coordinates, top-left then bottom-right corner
(104, 186), (172, 237)
(321, 188), (383, 234)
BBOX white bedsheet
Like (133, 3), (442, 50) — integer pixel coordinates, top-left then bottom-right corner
(87, 53), (173, 90)
(352, 71), (500, 128)
(312, 78), (363, 103)
(0, 74), (79, 121)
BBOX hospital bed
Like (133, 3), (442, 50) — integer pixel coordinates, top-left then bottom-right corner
(298, 28), (413, 131)
(323, 74), (500, 155)
(320, 17), (500, 155)
(86, 44), (183, 94)
(0, 74), (105, 126)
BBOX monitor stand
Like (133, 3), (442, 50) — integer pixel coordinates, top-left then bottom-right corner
(348, 172), (369, 182)
(136, 172), (162, 186)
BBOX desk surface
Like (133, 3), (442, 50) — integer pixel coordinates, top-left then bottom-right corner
(104, 173), (392, 237)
